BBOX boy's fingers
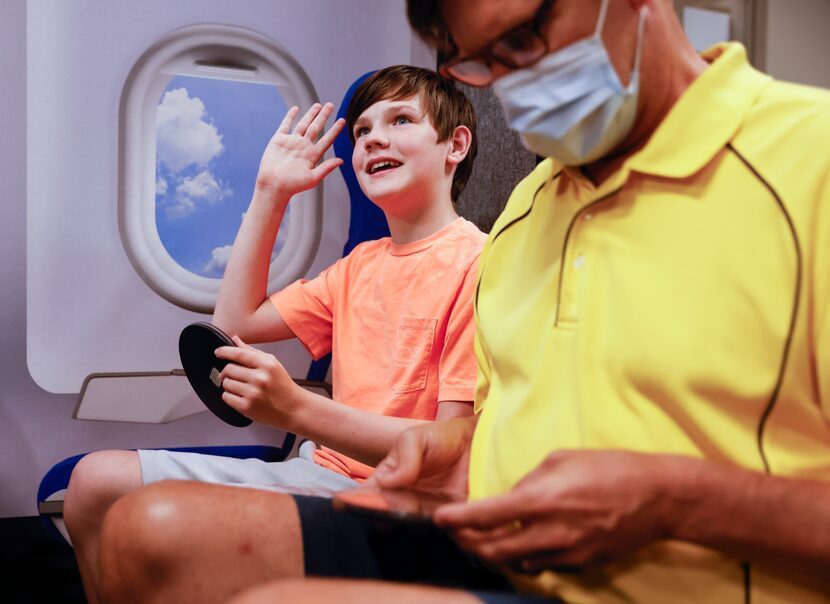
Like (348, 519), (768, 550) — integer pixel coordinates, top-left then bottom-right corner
(219, 376), (246, 396)
(215, 346), (262, 368)
(276, 106), (300, 135)
(315, 118), (346, 151)
(372, 433), (425, 489)
(305, 102), (335, 141)
(221, 391), (249, 413)
(217, 362), (252, 384)
(293, 103), (322, 137)
(232, 335), (254, 349)
(310, 158), (344, 183)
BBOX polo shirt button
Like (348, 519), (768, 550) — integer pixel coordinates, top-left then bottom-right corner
(584, 213), (593, 221)
(574, 255), (585, 269)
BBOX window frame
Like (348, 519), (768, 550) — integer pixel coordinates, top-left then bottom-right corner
(120, 23), (322, 312)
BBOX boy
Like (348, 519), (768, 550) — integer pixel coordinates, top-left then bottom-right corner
(64, 65), (484, 603)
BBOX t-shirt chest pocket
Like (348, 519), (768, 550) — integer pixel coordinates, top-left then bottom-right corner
(389, 315), (436, 393)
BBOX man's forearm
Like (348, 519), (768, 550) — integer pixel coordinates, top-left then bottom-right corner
(658, 455), (830, 583)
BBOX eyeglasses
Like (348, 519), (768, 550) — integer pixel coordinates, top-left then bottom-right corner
(438, 0), (554, 88)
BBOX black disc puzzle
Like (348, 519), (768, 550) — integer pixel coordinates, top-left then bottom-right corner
(178, 322), (252, 427)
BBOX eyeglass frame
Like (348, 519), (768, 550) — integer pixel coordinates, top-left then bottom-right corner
(437, 0), (556, 87)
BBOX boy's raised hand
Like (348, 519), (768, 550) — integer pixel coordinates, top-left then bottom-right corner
(255, 102), (345, 201)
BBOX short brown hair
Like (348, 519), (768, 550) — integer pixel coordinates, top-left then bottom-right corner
(346, 65), (477, 202)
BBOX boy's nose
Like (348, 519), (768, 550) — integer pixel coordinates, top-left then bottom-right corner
(363, 129), (389, 149)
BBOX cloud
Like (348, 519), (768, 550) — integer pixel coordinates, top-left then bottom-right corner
(163, 171), (232, 219)
(156, 177), (168, 196)
(203, 244), (234, 274)
(176, 171), (231, 203)
(163, 196), (196, 220)
(156, 88), (224, 173)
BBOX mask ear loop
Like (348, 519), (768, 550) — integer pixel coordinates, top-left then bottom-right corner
(632, 9), (647, 74)
(627, 7), (647, 91)
(593, 0), (612, 39)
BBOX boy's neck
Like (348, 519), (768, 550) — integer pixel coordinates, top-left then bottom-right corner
(385, 199), (460, 245)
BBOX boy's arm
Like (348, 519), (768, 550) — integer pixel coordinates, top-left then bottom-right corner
(213, 103), (344, 343)
(280, 390), (472, 467)
(217, 338), (472, 466)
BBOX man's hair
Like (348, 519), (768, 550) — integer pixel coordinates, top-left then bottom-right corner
(346, 65), (477, 202)
(406, 1), (448, 49)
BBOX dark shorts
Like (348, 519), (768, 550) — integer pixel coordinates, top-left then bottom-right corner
(292, 494), (556, 604)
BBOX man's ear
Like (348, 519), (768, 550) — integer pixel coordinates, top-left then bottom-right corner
(446, 125), (472, 166)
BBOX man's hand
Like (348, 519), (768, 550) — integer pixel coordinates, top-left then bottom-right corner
(255, 103), (345, 201)
(215, 336), (303, 429)
(367, 416), (478, 496)
(435, 450), (674, 573)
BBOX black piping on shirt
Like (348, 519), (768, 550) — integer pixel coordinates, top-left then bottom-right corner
(728, 143), (802, 604)
(727, 143), (803, 476)
(474, 172), (562, 312)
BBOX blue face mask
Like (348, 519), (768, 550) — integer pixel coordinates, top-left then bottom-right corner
(493, 0), (646, 166)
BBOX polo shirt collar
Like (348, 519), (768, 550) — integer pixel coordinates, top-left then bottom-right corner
(626, 42), (771, 179)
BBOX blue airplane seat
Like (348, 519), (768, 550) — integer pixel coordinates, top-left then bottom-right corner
(37, 71), (388, 545)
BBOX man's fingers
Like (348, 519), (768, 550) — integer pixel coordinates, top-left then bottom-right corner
(434, 492), (532, 530)
(454, 521), (550, 563)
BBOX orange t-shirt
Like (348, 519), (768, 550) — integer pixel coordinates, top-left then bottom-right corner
(270, 217), (485, 480)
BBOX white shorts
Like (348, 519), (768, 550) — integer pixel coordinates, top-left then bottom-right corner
(137, 442), (358, 497)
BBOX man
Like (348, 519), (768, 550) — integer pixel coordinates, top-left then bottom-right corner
(99, 1), (830, 603)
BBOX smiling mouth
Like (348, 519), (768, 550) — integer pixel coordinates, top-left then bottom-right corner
(368, 160), (402, 174)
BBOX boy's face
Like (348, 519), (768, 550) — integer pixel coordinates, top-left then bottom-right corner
(351, 94), (452, 210)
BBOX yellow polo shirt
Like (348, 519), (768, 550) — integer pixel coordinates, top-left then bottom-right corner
(470, 43), (830, 604)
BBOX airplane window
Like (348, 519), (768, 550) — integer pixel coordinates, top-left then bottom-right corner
(120, 24), (322, 313)
(154, 76), (288, 278)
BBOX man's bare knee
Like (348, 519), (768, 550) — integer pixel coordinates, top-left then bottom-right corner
(229, 579), (484, 604)
(98, 480), (199, 601)
(99, 481), (306, 604)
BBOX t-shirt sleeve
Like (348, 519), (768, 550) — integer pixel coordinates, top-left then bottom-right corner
(436, 256), (482, 404)
(270, 259), (343, 360)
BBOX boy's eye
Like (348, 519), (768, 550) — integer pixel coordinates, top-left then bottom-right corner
(355, 126), (370, 138)
(394, 116), (411, 125)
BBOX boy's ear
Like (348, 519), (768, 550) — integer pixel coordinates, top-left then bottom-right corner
(446, 125), (472, 166)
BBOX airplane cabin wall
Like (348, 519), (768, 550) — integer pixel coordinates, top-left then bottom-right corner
(0, 0), (430, 518)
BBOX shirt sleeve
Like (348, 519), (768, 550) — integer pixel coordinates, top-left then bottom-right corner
(436, 256), (481, 404)
(270, 258), (343, 360)
(817, 205), (830, 420)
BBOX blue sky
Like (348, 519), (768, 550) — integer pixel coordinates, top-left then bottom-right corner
(154, 75), (289, 277)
